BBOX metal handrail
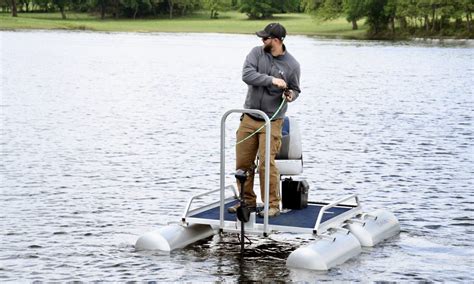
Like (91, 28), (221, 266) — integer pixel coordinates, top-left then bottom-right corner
(220, 109), (272, 236)
(313, 194), (360, 234)
(181, 185), (236, 221)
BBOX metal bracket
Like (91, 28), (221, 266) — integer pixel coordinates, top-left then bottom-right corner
(319, 233), (336, 242)
(313, 194), (360, 234)
(330, 227), (351, 235)
(361, 212), (378, 221)
(346, 219), (366, 227)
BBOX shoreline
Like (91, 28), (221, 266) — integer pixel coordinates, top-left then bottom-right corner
(1, 12), (472, 41)
(2, 27), (473, 44)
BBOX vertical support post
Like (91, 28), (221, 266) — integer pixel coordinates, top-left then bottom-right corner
(220, 109), (271, 236)
(263, 118), (271, 236)
(220, 112), (229, 230)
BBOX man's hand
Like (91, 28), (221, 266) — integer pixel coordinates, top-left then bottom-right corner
(272, 78), (287, 89)
(283, 89), (294, 102)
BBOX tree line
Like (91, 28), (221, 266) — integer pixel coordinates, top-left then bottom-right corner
(303, 0), (473, 38)
(2, 0), (473, 38)
(0, 0), (301, 20)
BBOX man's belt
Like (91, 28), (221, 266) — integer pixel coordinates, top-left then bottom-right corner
(246, 113), (280, 122)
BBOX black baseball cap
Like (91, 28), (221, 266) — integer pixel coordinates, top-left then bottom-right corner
(256, 23), (286, 41)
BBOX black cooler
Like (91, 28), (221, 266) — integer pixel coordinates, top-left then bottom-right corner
(281, 178), (309, 209)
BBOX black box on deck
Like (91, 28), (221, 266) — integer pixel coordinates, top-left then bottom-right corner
(282, 178), (309, 209)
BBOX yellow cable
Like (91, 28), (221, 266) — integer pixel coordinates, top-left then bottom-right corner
(235, 98), (287, 146)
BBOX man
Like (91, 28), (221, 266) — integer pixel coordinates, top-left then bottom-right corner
(229, 23), (301, 217)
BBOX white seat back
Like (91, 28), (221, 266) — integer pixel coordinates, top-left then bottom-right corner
(275, 117), (303, 175)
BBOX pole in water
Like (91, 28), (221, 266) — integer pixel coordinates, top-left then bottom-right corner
(241, 211), (245, 254)
(234, 169), (250, 256)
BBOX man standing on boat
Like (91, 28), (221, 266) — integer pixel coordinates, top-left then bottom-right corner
(228, 23), (301, 217)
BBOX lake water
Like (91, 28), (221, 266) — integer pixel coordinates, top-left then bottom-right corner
(1, 31), (473, 281)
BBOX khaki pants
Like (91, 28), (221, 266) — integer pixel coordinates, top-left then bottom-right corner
(235, 114), (283, 208)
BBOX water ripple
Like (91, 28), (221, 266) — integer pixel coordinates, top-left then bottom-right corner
(1, 31), (473, 282)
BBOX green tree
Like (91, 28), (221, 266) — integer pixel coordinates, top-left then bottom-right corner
(33, 0), (52, 12)
(364, 0), (390, 35)
(459, 0), (473, 32)
(384, 0), (397, 33)
(343, 0), (365, 30)
(120, 0), (151, 18)
(0, 0), (10, 12)
(300, 0), (323, 13)
(18, 0), (29, 12)
(395, 0), (417, 30)
(12, 0), (18, 16)
(273, 0), (302, 13)
(70, 0), (88, 11)
(304, 0), (472, 38)
(416, 0), (432, 31)
(317, 0), (342, 19)
(239, 0), (278, 19)
(89, 0), (109, 19)
(443, 0), (473, 33)
(166, 0), (198, 18)
(203, 0), (230, 19)
(53, 0), (69, 18)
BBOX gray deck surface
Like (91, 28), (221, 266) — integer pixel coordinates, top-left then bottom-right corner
(189, 200), (354, 229)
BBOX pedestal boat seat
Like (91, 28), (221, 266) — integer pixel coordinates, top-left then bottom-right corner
(275, 116), (303, 176)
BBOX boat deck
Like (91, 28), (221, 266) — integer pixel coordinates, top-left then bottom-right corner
(186, 199), (358, 234)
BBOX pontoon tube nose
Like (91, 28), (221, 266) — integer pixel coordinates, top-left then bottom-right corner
(348, 209), (400, 247)
(135, 224), (215, 251)
(286, 230), (362, 271)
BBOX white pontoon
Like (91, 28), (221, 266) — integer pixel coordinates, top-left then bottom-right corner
(136, 109), (400, 271)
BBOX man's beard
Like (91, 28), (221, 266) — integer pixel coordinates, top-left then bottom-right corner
(263, 42), (272, 53)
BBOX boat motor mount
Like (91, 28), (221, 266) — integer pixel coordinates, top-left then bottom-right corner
(235, 168), (251, 255)
(235, 169), (251, 223)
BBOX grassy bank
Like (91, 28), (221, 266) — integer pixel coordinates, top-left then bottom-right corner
(0, 11), (368, 39)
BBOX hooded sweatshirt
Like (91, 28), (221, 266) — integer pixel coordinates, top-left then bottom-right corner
(242, 45), (301, 120)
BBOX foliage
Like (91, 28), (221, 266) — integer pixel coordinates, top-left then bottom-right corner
(0, 10), (369, 39)
(300, 0), (322, 13)
(364, 0), (389, 35)
(239, 0), (278, 19)
(34, 0), (54, 11)
(1, 0), (472, 38)
(120, 0), (151, 18)
(343, 0), (365, 29)
(52, 0), (69, 18)
(272, 0), (302, 13)
(202, 0), (231, 19)
(307, 0), (473, 38)
(316, 0), (342, 20)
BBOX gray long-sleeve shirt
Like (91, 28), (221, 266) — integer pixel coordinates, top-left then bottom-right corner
(242, 45), (301, 119)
